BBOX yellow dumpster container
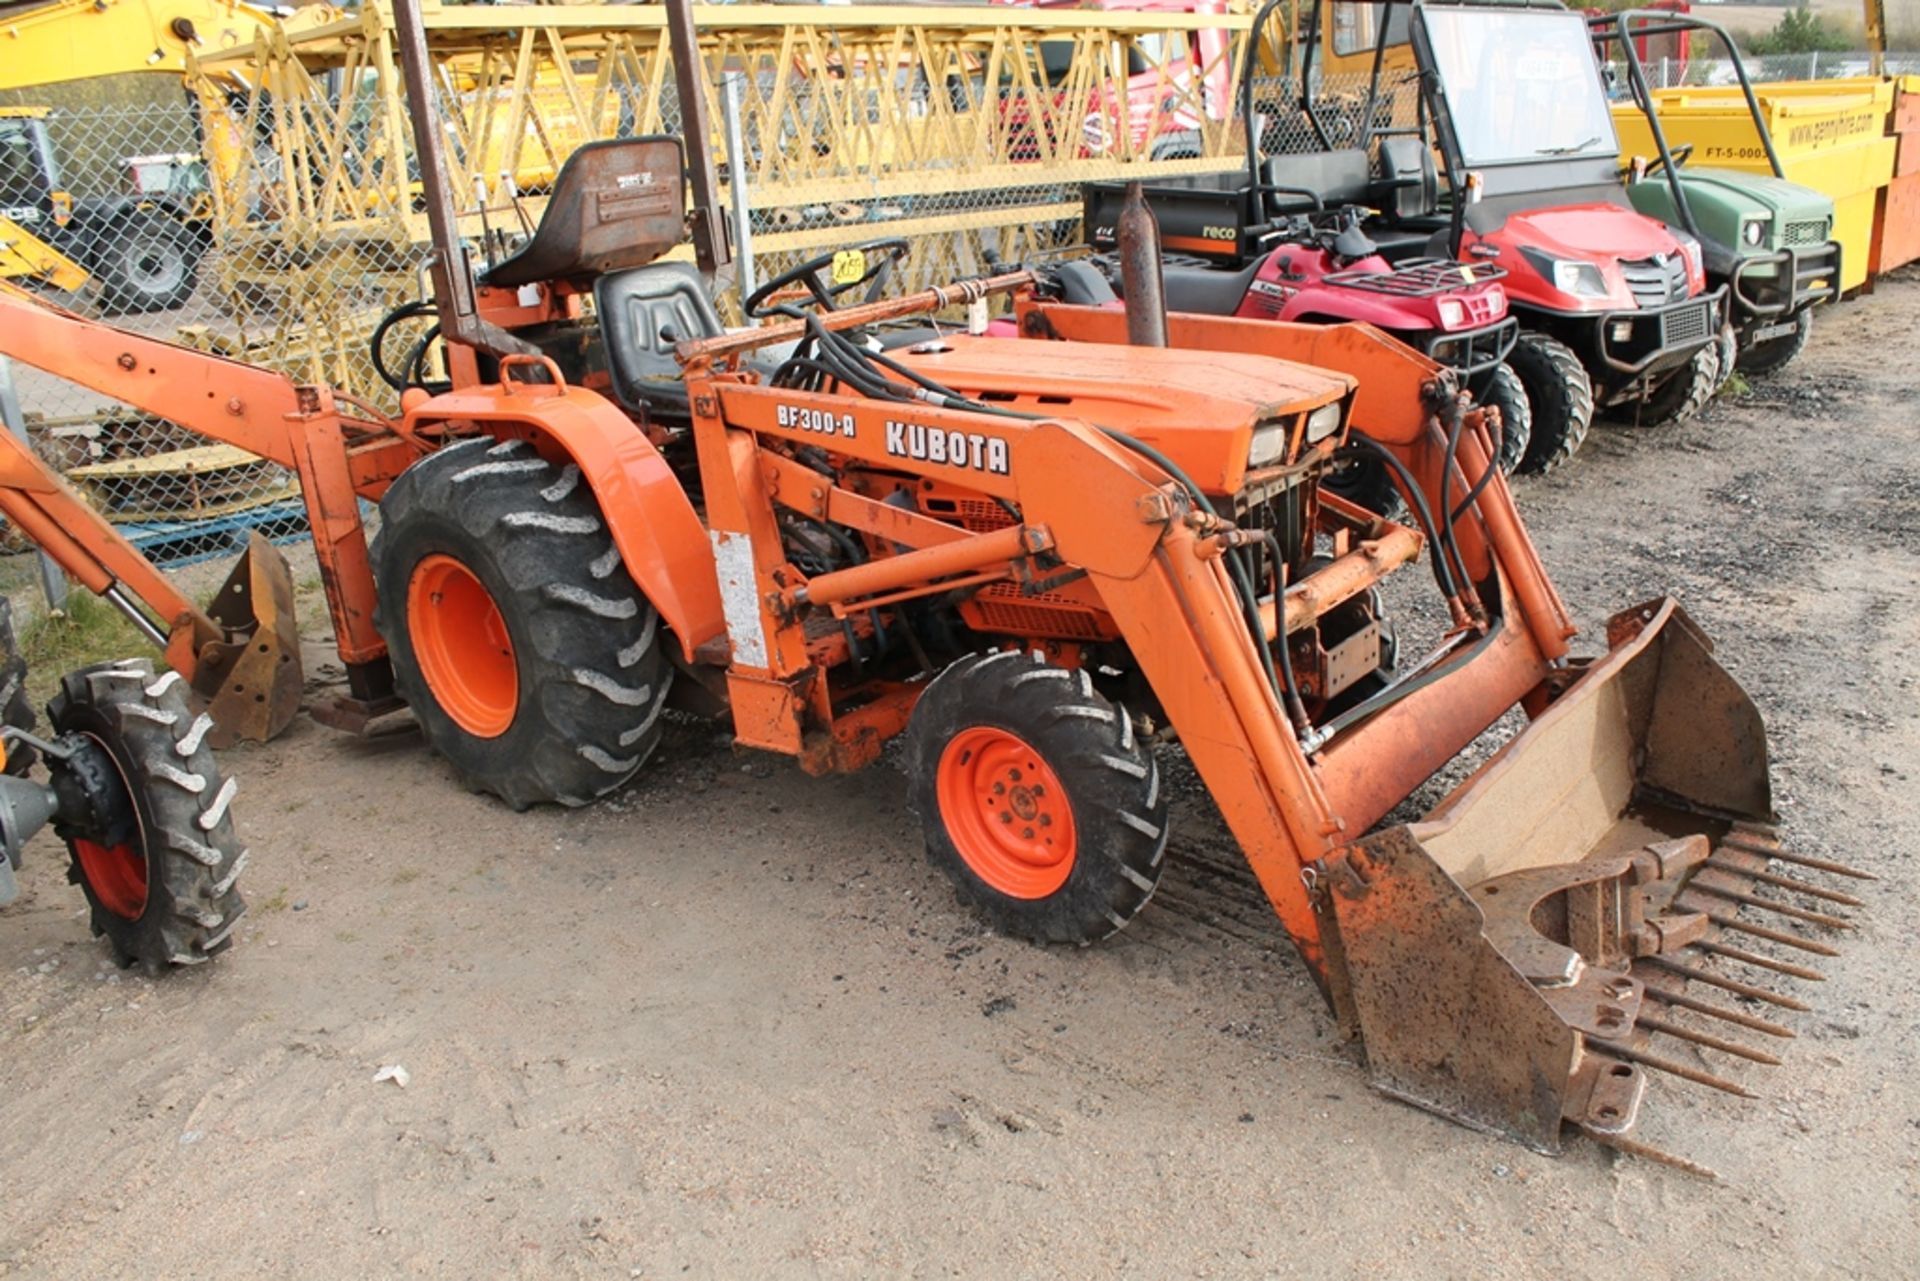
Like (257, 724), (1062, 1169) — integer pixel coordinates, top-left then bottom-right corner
(1614, 78), (1898, 293)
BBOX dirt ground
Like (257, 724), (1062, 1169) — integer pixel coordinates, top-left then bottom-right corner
(2, 276), (1916, 1279)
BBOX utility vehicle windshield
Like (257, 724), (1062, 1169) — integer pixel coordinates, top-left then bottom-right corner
(1420, 6), (1617, 166)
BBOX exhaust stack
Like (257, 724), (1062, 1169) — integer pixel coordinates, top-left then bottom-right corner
(1117, 182), (1169, 348)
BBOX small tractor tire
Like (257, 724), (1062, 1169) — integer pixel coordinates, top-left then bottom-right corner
(91, 216), (201, 315)
(1737, 307), (1813, 378)
(1625, 341), (1719, 427)
(0, 597), (35, 776)
(372, 437), (672, 810)
(906, 652), (1168, 945)
(1506, 330), (1593, 474)
(1472, 361), (1534, 476)
(46, 659), (245, 975)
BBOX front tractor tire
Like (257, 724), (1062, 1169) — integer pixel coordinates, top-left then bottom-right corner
(1506, 330), (1594, 475)
(46, 659), (246, 974)
(372, 438), (672, 810)
(906, 652), (1169, 945)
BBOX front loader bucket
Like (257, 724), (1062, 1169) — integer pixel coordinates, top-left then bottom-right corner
(1325, 598), (1870, 1174)
(189, 532), (303, 747)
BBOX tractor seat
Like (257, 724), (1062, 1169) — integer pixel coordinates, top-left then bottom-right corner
(481, 136), (688, 291)
(593, 262), (725, 413)
(1162, 258), (1263, 317)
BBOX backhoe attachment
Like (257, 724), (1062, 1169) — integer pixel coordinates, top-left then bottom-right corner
(192, 532), (302, 748)
(1324, 598), (1868, 1173)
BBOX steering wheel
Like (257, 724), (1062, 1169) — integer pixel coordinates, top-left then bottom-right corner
(1643, 141), (1694, 179)
(744, 238), (912, 319)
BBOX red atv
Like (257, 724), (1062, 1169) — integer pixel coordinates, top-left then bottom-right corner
(1295, 0), (1729, 471)
(1076, 189), (1529, 473)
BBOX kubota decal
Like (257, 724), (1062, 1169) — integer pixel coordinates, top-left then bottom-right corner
(885, 421), (1011, 475)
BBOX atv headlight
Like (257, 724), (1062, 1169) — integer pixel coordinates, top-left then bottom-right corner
(1740, 215), (1771, 248)
(1436, 298), (1467, 330)
(1304, 401), (1344, 444)
(1672, 230), (1704, 280)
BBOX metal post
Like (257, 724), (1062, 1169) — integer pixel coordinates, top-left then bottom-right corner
(0, 357), (68, 612)
(721, 72), (757, 300)
(664, 0), (732, 282)
(1808, 50), (1818, 80)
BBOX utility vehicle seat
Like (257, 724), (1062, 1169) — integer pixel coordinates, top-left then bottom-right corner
(1161, 258), (1264, 316)
(1262, 149), (1371, 215)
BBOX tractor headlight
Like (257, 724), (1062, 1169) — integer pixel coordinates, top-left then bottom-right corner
(1304, 401), (1344, 444)
(1740, 215), (1771, 248)
(1248, 419), (1289, 467)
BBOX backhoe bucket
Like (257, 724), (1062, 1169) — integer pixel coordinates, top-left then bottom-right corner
(190, 532), (303, 747)
(1326, 598), (1868, 1173)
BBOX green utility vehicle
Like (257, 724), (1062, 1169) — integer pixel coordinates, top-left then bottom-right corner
(1595, 10), (1841, 378)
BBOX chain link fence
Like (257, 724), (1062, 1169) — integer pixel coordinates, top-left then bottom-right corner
(1, 22), (1911, 573)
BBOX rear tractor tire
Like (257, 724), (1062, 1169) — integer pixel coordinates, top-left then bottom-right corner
(906, 652), (1168, 945)
(1471, 361), (1533, 476)
(1505, 330), (1593, 475)
(45, 659), (246, 975)
(371, 437), (672, 810)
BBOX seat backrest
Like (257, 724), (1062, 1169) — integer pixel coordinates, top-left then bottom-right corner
(1375, 136), (1438, 220)
(481, 137), (686, 290)
(1263, 149), (1372, 214)
(593, 261), (725, 412)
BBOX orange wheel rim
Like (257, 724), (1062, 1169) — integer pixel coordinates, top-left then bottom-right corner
(75, 837), (146, 919)
(407, 553), (517, 738)
(937, 727), (1076, 899)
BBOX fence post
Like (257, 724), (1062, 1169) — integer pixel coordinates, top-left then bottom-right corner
(1809, 50), (1818, 79)
(0, 356), (69, 613)
(720, 71), (757, 302)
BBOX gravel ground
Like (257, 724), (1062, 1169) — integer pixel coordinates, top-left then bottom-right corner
(0, 275), (1914, 1278)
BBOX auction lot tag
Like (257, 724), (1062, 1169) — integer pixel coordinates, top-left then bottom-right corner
(831, 249), (867, 285)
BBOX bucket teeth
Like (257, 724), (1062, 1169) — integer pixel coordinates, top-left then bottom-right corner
(1590, 1040), (1758, 1099)
(1691, 938), (1828, 981)
(1634, 1011), (1782, 1066)
(1643, 985), (1796, 1039)
(1695, 909), (1841, 957)
(1723, 829), (1877, 882)
(1580, 1125), (1722, 1181)
(1703, 856), (1865, 907)
(1644, 956), (1812, 1010)
(1684, 882), (1854, 931)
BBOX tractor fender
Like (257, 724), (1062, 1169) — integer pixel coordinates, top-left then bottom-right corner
(404, 384), (724, 660)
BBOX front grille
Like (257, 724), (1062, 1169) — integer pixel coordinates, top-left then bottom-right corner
(1660, 301), (1712, 346)
(1621, 255), (1688, 307)
(1783, 219), (1830, 246)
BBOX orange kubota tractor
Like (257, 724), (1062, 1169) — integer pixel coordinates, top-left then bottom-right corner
(0, 0), (1864, 1169)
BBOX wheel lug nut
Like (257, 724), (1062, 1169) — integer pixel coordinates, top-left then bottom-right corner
(1030, 785), (1044, 798)
(1022, 827), (1035, 839)
(1038, 814), (1051, 827)
(1009, 769), (1022, 781)
(992, 782), (1006, 795)
(1000, 812), (1012, 824)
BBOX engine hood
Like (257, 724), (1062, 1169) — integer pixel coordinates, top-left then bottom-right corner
(890, 334), (1354, 495)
